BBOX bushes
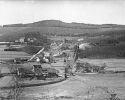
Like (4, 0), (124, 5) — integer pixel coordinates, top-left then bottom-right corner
(75, 62), (106, 73)
(25, 32), (51, 46)
(22, 32), (51, 54)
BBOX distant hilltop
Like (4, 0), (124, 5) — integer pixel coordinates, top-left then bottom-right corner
(1, 20), (125, 59)
(1, 19), (125, 43)
(3, 20), (125, 29)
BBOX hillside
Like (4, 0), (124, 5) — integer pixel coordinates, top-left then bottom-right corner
(0, 20), (125, 42)
(3, 20), (125, 28)
(78, 29), (125, 58)
(1, 20), (125, 58)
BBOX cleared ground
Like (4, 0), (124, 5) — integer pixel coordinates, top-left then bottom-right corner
(0, 45), (31, 99)
(21, 73), (125, 100)
(20, 58), (125, 100)
(0, 45), (30, 60)
(0, 45), (125, 100)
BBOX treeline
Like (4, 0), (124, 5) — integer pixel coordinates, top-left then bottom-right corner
(79, 44), (125, 58)
(24, 32), (51, 47)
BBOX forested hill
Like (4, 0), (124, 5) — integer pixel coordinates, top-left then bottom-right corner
(1, 20), (125, 58)
(3, 20), (125, 29)
(0, 20), (125, 42)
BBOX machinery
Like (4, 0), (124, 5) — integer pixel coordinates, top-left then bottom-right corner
(0, 48), (54, 64)
(17, 65), (59, 80)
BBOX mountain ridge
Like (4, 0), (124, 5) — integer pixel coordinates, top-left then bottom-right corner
(3, 20), (125, 29)
(0, 19), (125, 43)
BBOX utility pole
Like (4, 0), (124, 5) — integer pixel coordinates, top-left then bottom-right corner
(64, 43), (80, 76)
(11, 65), (23, 100)
(73, 43), (79, 63)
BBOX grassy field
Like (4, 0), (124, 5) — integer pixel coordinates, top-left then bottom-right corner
(1, 20), (125, 58)
(21, 73), (125, 100)
(0, 45), (30, 60)
(1, 20), (125, 99)
(0, 45), (125, 100)
(16, 58), (125, 100)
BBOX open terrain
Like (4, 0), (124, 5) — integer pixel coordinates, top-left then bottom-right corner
(21, 73), (125, 100)
(0, 45), (125, 100)
(0, 20), (125, 99)
(1, 20), (125, 58)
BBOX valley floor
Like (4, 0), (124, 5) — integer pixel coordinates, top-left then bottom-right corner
(0, 45), (125, 100)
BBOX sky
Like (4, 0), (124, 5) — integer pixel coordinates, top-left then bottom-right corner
(0, 0), (125, 25)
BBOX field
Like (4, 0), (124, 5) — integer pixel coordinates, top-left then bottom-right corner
(18, 58), (125, 100)
(0, 45), (31, 99)
(0, 44), (125, 100)
(20, 73), (125, 100)
(0, 45), (30, 60)
(1, 20), (125, 58)
(1, 24), (125, 100)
